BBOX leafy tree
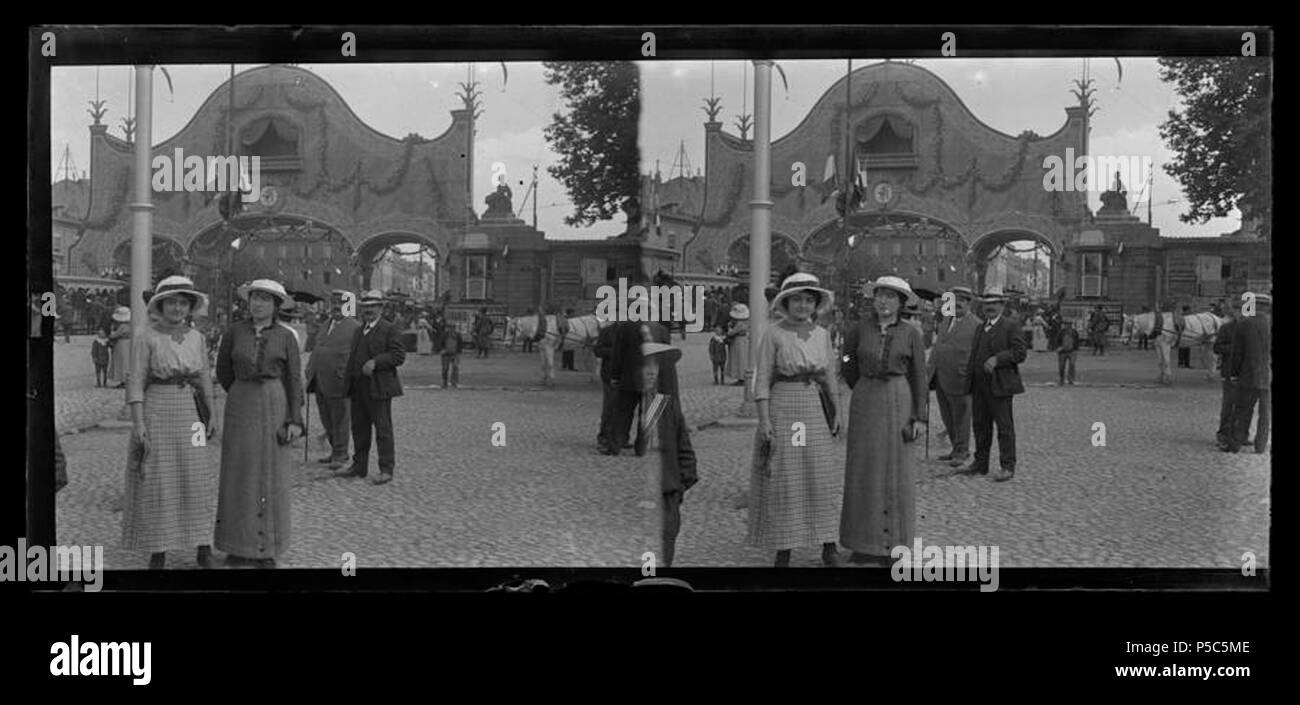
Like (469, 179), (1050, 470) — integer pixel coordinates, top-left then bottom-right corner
(1158, 58), (1271, 237)
(542, 62), (641, 228)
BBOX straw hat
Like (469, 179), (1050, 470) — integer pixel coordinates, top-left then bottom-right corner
(147, 275), (209, 318)
(358, 290), (385, 307)
(978, 285), (1008, 303)
(769, 272), (834, 318)
(864, 275), (914, 301)
(111, 306), (131, 323)
(641, 341), (682, 365)
(729, 303), (750, 320)
(948, 285), (974, 300)
(236, 279), (290, 306)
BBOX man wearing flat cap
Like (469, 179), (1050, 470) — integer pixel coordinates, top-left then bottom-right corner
(338, 290), (406, 485)
(962, 286), (1027, 482)
(1226, 293), (1271, 454)
(307, 290), (361, 471)
(929, 286), (980, 468)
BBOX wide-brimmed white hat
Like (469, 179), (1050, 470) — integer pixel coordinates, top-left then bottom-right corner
(111, 306), (131, 322)
(770, 272), (834, 318)
(358, 289), (386, 306)
(148, 275), (209, 318)
(729, 303), (750, 320)
(864, 275), (914, 301)
(237, 279), (290, 306)
(641, 341), (683, 364)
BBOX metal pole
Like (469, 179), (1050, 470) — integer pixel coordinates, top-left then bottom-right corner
(740, 60), (774, 417)
(129, 65), (155, 351)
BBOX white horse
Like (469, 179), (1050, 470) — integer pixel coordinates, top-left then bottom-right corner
(1125, 311), (1224, 384)
(505, 315), (538, 351)
(534, 313), (606, 387)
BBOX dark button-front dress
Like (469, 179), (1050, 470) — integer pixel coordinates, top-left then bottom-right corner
(840, 315), (927, 556)
(214, 321), (303, 561)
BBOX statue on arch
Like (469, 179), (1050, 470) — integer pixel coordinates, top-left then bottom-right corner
(484, 182), (514, 218)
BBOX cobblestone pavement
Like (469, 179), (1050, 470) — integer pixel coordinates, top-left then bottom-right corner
(52, 331), (1267, 571)
(50, 335), (131, 434)
(675, 347), (1270, 569)
(54, 333), (741, 570)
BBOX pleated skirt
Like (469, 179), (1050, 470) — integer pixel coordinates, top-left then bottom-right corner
(120, 384), (217, 553)
(746, 381), (842, 551)
(840, 376), (916, 555)
(215, 379), (292, 559)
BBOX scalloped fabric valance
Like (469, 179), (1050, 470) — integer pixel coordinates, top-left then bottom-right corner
(855, 115), (914, 145)
(241, 116), (300, 148)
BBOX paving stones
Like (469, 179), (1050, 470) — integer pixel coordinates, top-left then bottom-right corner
(52, 335), (1268, 573)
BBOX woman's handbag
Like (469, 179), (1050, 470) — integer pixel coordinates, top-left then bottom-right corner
(192, 386), (211, 429)
(816, 382), (837, 435)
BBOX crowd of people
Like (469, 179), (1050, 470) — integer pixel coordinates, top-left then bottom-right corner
(99, 263), (1269, 571)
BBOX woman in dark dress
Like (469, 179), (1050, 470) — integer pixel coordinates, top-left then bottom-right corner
(840, 276), (928, 565)
(214, 279), (304, 568)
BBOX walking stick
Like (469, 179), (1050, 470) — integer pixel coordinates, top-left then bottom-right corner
(925, 392), (930, 460)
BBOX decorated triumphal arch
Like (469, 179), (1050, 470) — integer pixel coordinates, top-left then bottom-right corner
(65, 64), (473, 314)
(668, 61), (1090, 298)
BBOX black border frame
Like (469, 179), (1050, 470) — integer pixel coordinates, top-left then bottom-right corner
(22, 23), (1276, 596)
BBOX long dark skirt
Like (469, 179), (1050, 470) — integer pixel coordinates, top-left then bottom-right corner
(215, 379), (292, 560)
(841, 376), (916, 555)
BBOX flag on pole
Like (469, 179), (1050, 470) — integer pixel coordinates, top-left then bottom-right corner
(821, 155), (838, 204)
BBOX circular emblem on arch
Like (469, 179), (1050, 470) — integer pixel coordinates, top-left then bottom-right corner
(260, 186), (280, 209)
(873, 181), (895, 207)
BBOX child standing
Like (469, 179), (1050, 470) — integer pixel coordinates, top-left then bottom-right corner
(440, 324), (464, 389)
(1058, 321), (1080, 386)
(91, 330), (111, 387)
(708, 326), (728, 384)
(639, 341), (697, 568)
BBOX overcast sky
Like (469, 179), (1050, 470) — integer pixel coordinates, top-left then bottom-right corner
(52, 58), (1243, 250)
(50, 62), (609, 242)
(639, 58), (1243, 239)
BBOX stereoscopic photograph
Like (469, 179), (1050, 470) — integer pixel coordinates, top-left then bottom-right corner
(32, 32), (1269, 588)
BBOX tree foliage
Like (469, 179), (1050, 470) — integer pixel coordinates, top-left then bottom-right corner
(1158, 58), (1271, 237)
(542, 62), (641, 229)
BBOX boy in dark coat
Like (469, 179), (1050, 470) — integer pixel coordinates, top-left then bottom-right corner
(439, 322), (464, 389)
(1057, 321), (1079, 385)
(708, 325), (728, 384)
(91, 330), (111, 387)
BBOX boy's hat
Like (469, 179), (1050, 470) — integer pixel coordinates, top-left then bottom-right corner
(642, 342), (683, 364)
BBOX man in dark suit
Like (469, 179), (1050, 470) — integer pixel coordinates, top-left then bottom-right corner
(929, 286), (981, 468)
(1213, 306), (1239, 451)
(962, 287), (1028, 482)
(307, 291), (361, 470)
(1227, 294), (1271, 454)
(594, 320), (620, 454)
(337, 290), (406, 485)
